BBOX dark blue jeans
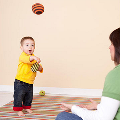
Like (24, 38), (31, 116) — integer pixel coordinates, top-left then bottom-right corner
(13, 79), (33, 111)
(55, 112), (83, 120)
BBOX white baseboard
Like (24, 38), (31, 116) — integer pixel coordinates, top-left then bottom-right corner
(0, 85), (102, 98)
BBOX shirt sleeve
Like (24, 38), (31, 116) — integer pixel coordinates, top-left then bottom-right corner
(102, 68), (120, 101)
(19, 53), (36, 64)
(71, 96), (120, 120)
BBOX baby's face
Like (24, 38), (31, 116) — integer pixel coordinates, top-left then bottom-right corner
(21, 39), (35, 55)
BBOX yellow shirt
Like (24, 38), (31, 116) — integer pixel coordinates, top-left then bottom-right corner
(15, 52), (43, 84)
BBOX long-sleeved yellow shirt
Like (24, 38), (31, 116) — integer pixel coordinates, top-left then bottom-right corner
(15, 52), (43, 84)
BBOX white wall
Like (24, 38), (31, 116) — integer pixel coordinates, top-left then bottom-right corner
(0, 0), (120, 89)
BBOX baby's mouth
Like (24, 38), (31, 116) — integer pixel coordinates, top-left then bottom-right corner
(29, 50), (32, 52)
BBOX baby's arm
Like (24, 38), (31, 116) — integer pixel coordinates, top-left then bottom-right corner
(19, 53), (40, 64)
(30, 56), (41, 64)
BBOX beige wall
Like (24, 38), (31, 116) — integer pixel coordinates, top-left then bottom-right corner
(0, 0), (120, 89)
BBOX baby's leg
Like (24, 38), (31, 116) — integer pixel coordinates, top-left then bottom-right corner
(13, 80), (26, 116)
(23, 83), (33, 114)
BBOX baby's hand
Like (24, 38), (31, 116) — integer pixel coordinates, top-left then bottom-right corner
(34, 56), (41, 64)
(38, 65), (43, 72)
(30, 56), (41, 64)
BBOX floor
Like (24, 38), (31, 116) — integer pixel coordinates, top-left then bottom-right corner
(0, 90), (101, 107)
(0, 92), (38, 107)
(0, 91), (14, 107)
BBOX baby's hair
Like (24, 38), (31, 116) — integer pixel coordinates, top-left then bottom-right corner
(20, 36), (35, 46)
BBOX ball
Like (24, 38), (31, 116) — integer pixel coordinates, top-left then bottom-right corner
(39, 90), (45, 96)
(31, 62), (40, 72)
(32, 3), (44, 15)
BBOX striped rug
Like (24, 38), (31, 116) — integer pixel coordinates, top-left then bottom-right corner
(0, 94), (101, 120)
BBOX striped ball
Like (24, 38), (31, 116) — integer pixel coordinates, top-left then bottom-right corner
(32, 3), (44, 15)
(31, 62), (40, 72)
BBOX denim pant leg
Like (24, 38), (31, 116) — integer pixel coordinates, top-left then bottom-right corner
(55, 112), (83, 120)
(13, 79), (26, 111)
(23, 83), (33, 109)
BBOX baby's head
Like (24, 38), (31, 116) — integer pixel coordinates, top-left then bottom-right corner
(20, 36), (35, 55)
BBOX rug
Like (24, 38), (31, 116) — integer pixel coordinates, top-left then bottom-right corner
(0, 94), (101, 120)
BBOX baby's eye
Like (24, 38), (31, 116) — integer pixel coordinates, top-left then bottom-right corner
(26, 45), (29, 46)
(32, 45), (34, 46)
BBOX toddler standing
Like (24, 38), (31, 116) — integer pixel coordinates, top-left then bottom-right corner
(13, 37), (43, 116)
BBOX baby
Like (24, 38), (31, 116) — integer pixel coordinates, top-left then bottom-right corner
(13, 37), (43, 116)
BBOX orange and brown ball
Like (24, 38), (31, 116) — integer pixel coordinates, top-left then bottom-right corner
(32, 3), (44, 15)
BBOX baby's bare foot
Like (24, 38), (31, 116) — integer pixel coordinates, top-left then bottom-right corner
(17, 111), (25, 116)
(25, 109), (33, 114)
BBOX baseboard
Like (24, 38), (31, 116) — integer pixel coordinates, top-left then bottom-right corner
(0, 85), (102, 97)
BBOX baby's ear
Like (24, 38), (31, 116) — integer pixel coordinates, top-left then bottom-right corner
(20, 46), (23, 51)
